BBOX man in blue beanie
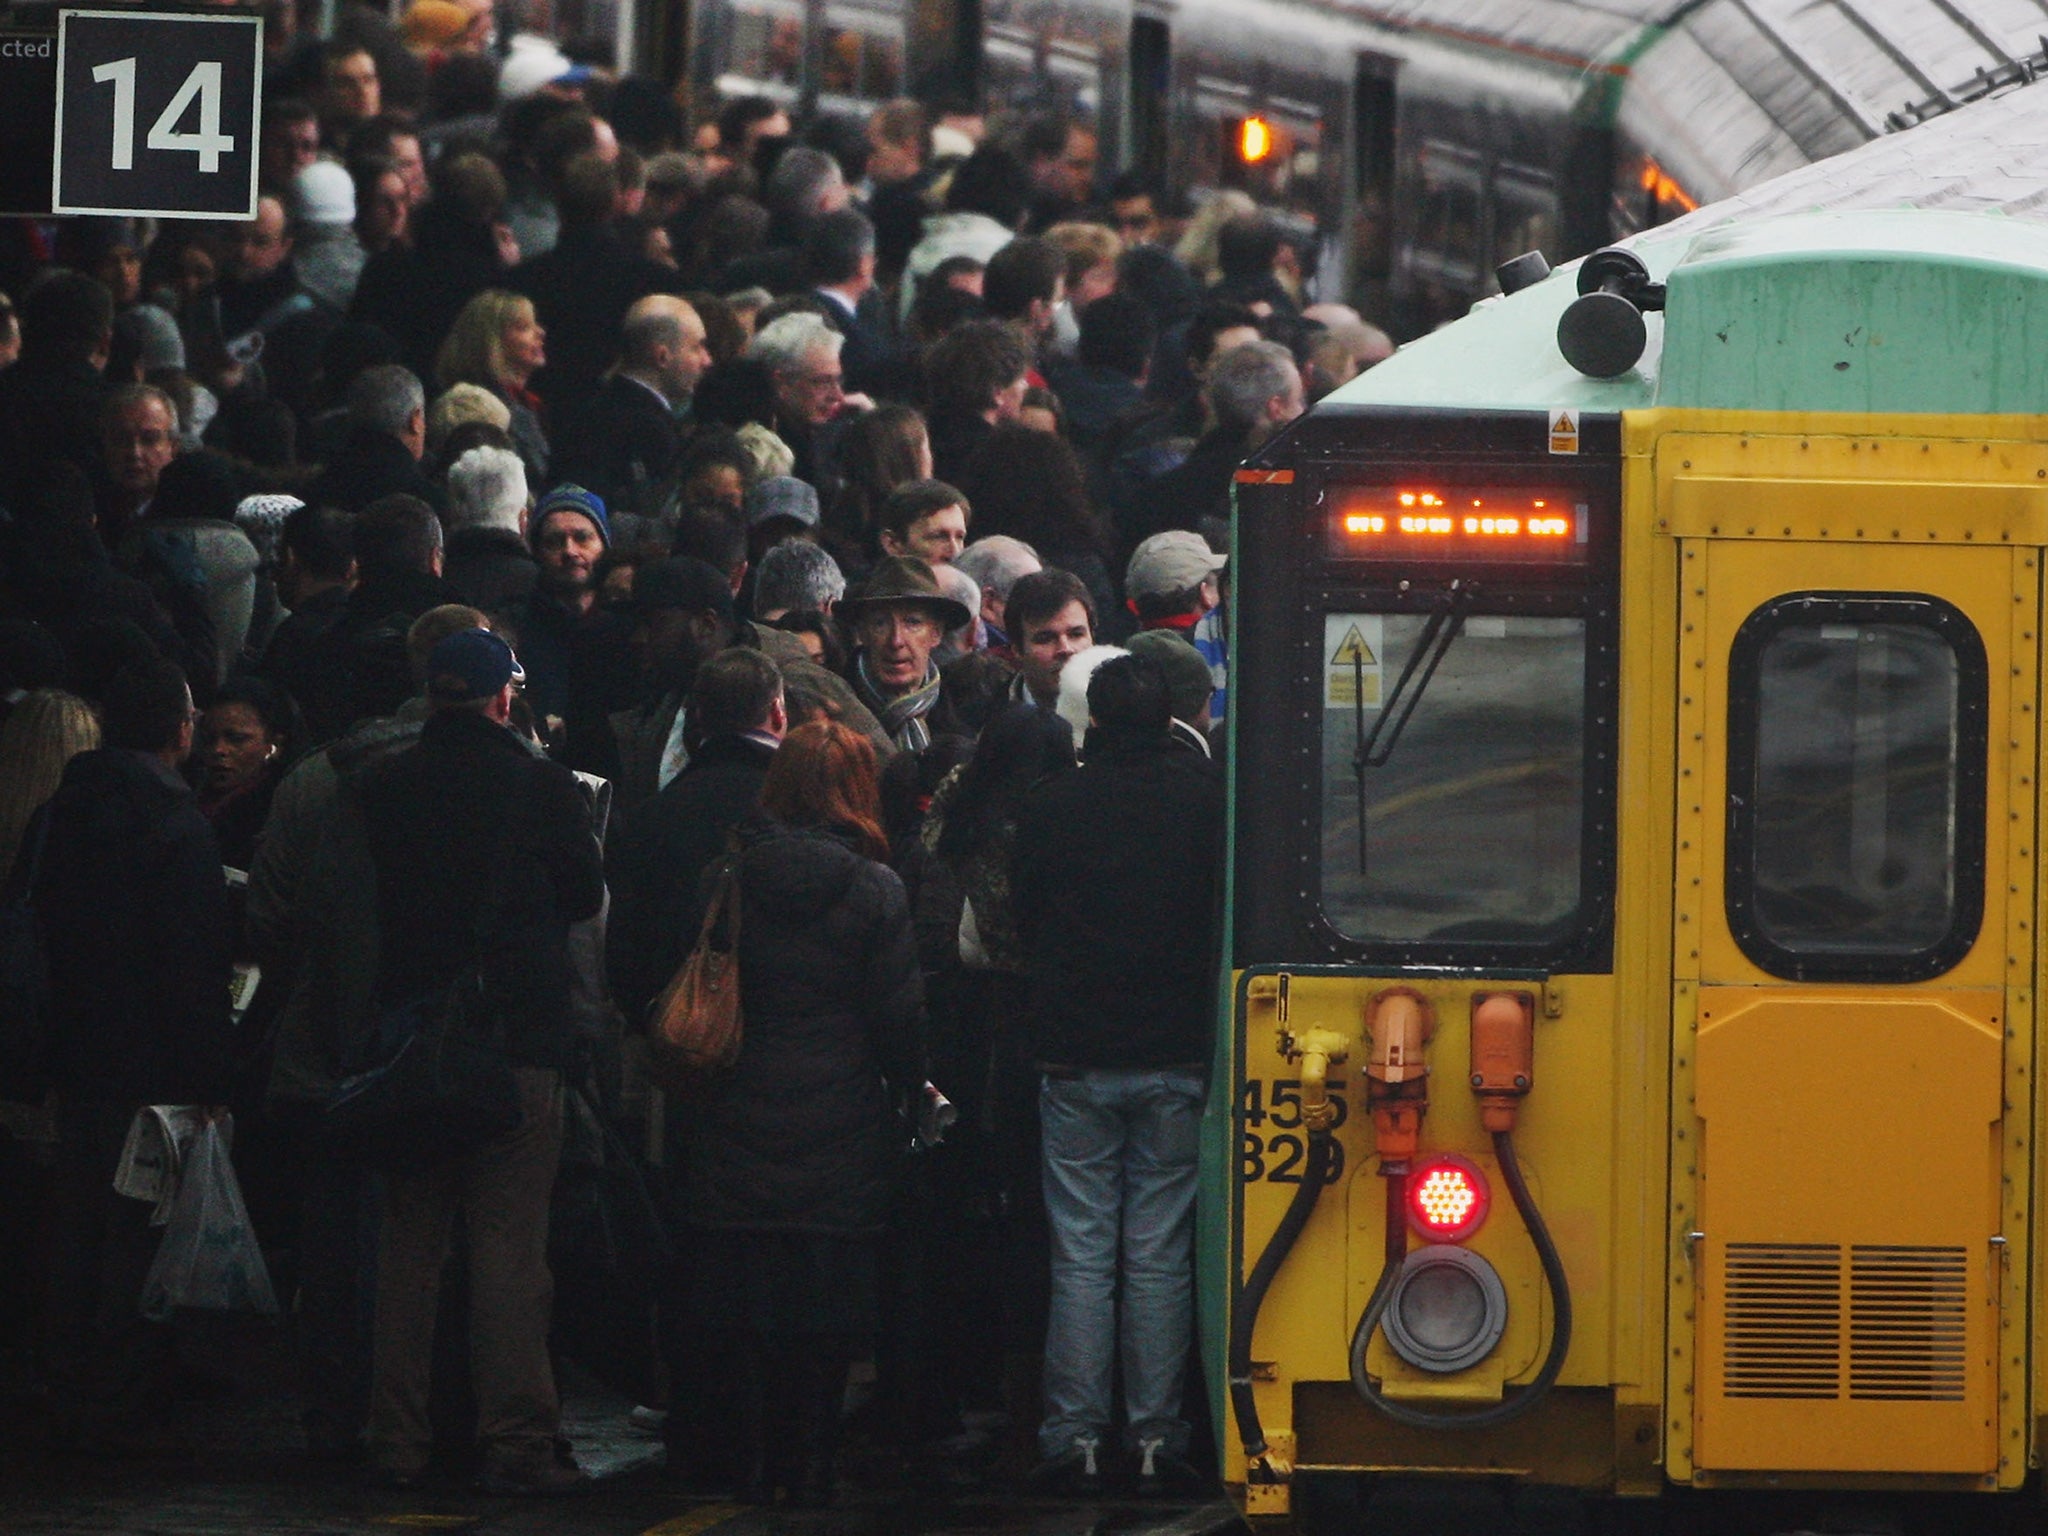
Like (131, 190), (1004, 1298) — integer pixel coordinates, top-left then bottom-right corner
(516, 484), (632, 777)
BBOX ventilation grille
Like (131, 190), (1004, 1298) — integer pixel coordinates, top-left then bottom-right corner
(1719, 1243), (1972, 1402)
(1850, 1246), (1967, 1401)
(1723, 1243), (1841, 1399)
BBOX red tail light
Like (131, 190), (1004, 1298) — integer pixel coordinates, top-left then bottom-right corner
(1408, 1155), (1489, 1241)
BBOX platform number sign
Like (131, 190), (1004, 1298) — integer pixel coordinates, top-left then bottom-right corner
(53, 10), (261, 219)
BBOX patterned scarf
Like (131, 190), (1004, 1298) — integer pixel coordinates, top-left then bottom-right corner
(856, 652), (943, 752)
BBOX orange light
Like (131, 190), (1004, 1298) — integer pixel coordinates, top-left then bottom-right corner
(1240, 116), (1273, 164)
(1338, 489), (1578, 551)
(1408, 1156), (1489, 1241)
(1639, 159), (1698, 213)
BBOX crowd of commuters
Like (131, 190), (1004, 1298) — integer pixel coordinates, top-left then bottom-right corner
(0, 1), (1392, 1508)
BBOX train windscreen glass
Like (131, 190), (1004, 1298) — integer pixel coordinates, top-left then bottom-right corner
(1320, 612), (1586, 944)
(1329, 487), (1587, 562)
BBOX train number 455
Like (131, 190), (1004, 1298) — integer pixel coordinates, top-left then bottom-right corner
(1240, 1079), (1346, 1184)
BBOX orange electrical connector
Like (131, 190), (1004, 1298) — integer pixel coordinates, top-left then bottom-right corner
(1365, 989), (1433, 1161)
(1469, 992), (1535, 1132)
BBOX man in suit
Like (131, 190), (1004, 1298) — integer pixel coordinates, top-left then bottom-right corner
(555, 296), (711, 518)
(512, 153), (684, 417)
(805, 208), (895, 395)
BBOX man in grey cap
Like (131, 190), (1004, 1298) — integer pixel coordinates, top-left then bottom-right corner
(1127, 530), (1229, 724)
(743, 474), (822, 538)
(1124, 530), (1226, 636)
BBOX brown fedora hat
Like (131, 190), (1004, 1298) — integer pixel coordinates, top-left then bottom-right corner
(840, 555), (973, 632)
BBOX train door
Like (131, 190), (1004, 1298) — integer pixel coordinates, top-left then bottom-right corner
(1349, 53), (1397, 323)
(1666, 448), (2036, 1482)
(1126, 12), (1170, 191)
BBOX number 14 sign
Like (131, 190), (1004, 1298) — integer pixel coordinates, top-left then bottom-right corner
(53, 10), (261, 219)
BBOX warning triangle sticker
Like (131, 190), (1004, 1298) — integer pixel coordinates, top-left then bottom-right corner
(1331, 624), (1377, 665)
(1553, 411), (1575, 434)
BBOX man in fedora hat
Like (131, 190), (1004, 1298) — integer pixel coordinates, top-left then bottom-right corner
(840, 555), (973, 751)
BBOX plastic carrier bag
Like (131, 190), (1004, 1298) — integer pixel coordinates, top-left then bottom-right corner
(140, 1118), (279, 1321)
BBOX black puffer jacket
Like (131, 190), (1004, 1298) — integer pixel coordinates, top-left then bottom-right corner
(681, 818), (926, 1235)
(36, 749), (233, 1106)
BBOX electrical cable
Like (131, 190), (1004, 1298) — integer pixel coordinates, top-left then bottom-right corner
(1229, 1128), (1333, 1466)
(1348, 1130), (1572, 1429)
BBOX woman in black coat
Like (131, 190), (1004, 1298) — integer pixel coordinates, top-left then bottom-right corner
(673, 719), (926, 1507)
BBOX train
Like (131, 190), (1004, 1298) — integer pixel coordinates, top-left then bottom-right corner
(1212, 56), (2048, 1526)
(635, 0), (2048, 337)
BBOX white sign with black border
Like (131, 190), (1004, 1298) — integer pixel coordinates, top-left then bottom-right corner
(53, 9), (262, 220)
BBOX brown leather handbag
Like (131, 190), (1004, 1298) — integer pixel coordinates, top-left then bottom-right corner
(646, 857), (744, 1092)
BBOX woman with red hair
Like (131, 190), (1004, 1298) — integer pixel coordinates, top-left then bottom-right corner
(667, 721), (926, 1507)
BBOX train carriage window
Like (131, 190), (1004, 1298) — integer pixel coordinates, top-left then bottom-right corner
(1725, 594), (1987, 981)
(1320, 612), (1586, 945)
(726, 1), (804, 89)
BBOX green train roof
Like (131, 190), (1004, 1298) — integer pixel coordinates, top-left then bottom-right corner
(1327, 73), (2048, 419)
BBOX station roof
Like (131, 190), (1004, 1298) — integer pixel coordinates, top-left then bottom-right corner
(1325, 71), (2048, 418)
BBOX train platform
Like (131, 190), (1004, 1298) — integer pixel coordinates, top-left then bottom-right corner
(0, 1359), (1246, 1536)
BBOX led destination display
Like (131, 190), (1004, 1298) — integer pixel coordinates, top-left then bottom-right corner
(1329, 486), (1588, 562)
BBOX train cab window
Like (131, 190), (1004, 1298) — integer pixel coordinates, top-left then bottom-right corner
(1725, 594), (1987, 981)
(1320, 612), (1587, 946)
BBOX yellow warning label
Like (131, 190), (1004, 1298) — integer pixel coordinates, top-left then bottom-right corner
(1330, 624), (1376, 667)
(1548, 407), (1580, 455)
(1325, 615), (1383, 707)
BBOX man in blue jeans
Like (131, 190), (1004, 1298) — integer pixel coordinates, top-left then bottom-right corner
(1014, 651), (1225, 1495)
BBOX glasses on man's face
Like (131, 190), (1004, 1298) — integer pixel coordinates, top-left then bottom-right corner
(799, 371), (844, 391)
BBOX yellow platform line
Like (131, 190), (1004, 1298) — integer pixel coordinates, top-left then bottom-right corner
(641, 1505), (744, 1536)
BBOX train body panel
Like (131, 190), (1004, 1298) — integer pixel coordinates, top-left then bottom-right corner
(662, 0), (2048, 338)
(1220, 75), (2048, 1516)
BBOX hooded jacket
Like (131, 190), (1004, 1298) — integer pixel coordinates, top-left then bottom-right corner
(679, 819), (925, 1234)
(36, 748), (234, 1105)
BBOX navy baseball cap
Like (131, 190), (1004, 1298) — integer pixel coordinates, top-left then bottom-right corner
(427, 628), (525, 703)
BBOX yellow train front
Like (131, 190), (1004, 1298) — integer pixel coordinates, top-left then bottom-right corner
(1210, 169), (2048, 1514)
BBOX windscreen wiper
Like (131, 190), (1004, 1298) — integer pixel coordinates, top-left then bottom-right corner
(1352, 580), (1472, 876)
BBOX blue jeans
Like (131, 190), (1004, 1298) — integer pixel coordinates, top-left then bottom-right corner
(1037, 1066), (1205, 1460)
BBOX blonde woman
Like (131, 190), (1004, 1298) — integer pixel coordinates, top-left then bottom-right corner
(0, 691), (101, 883)
(1172, 189), (1255, 290)
(435, 289), (550, 482)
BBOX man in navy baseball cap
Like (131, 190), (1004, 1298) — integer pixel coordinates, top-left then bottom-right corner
(425, 627), (525, 709)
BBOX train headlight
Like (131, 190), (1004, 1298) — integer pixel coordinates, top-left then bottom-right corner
(1381, 1245), (1509, 1375)
(1407, 1154), (1489, 1241)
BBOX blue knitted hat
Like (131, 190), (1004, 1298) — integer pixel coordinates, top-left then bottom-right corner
(531, 483), (611, 549)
